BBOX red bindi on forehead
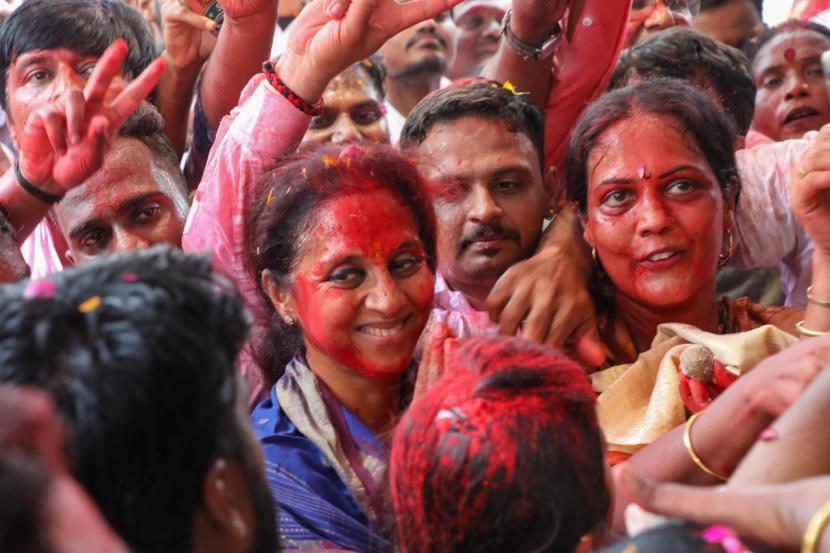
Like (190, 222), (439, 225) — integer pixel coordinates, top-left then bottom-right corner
(785, 47), (796, 62)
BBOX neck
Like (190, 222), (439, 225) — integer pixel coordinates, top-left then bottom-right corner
(443, 270), (498, 312)
(614, 283), (720, 353)
(385, 73), (443, 118)
(305, 346), (401, 434)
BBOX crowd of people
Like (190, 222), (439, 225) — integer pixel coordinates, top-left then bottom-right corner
(1, 0), (830, 551)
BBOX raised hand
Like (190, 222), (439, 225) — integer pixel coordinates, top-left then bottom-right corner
(277, 0), (463, 102)
(790, 123), (830, 257)
(161, 0), (218, 72)
(510, 0), (584, 45)
(17, 40), (165, 197)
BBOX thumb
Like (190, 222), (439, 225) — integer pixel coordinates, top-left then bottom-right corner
(573, 324), (605, 369)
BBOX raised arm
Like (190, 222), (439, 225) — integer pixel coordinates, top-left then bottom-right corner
(0, 41), (164, 242)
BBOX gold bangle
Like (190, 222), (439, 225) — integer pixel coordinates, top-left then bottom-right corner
(796, 320), (828, 337)
(683, 411), (728, 481)
(802, 498), (830, 553)
(808, 286), (830, 308)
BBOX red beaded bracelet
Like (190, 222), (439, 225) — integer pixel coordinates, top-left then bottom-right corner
(262, 61), (324, 116)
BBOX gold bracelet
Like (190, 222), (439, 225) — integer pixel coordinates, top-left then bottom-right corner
(802, 498), (830, 553)
(796, 320), (828, 337)
(683, 411), (728, 481)
(808, 286), (830, 308)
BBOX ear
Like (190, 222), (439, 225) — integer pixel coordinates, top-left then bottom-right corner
(261, 269), (296, 322)
(581, 214), (595, 249)
(202, 459), (252, 544)
(542, 164), (559, 212)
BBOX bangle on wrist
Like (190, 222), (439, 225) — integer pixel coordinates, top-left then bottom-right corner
(807, 286), (830, 308)
(499, 9), (563, 62)
(262, 61), (324, 116)
(683, 411), (729, 482)
(15, 160), (62, 204)
(802, 498), (830, 553)
(796, 320), (828, 337)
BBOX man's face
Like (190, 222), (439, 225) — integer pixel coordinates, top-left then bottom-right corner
(692, 0), (761, 49)
(625, 0), (696, 48)
(53, 137), (188, 264)
(0, 213), (29, 283)
(447, 1), (506, 79)
(418, 116), (550, 294)
(5, 48), (126, 143)
(380, 15), (454, 80)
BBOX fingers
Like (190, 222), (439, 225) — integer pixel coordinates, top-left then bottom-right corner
(394, 0), (462, 29)
(166, 4), (217, 31)
(84, 39), (129, 105)
(572, 324), (605, 368)
(107, 57), (166, 129)
(325, 0), (350, 19)
(42, 109), (68, 157)
(65, 89), (85, 147)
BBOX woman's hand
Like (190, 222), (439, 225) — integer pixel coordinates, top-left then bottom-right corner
(414, 321), (458, 400)
(791, 124), (830, 256)
(277, 0), (463, 102)
(621, 466), (830, 553)
(17, 40), (165, 197)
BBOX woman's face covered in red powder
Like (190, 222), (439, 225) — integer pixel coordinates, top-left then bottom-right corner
(752, 30), (830, 141)
(582, 112), (727, 311)
(287, 187), (434, 379)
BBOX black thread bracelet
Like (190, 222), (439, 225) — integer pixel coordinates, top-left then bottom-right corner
(15, 159), (62, 204)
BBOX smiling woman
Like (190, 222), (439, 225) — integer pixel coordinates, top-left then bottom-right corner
(246, 143), (436, 551)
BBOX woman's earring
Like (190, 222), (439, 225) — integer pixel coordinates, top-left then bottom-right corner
(283, 316), (294, 326)
(717, 227), (734, 268)
(591, 247), (597, 262)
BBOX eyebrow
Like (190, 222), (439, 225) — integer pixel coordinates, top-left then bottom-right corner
(597, 165), (701, 187)
(68, 192), (164, 238)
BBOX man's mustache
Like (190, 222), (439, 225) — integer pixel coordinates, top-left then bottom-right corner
(459, 223), (520, 253)
(405, 30), (448, 50)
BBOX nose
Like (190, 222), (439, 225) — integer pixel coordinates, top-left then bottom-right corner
(365, 271), (408, 317)
(636, 190), (675, 237)
(467, 183), (502, 224)
(51, 63), (86, 101)
(112, 229), (151, 253)
(330, 114), (362, 145)
(643, 0), (676, 29)
(785, 74), (811, 101)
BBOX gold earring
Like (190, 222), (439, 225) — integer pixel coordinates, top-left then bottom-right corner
(717, 227), (734, 268)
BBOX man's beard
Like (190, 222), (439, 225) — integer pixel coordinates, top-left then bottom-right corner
(389, 57), (447, 81)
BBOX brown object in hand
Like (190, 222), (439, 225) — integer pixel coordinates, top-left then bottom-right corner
(179, 0), (224, 27)
(678, 344), (715, 382)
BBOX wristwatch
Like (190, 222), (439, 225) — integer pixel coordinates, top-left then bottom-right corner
(499, 9), (563, 62)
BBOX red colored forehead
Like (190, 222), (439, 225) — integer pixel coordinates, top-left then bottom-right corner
(785, 47), (796, 62)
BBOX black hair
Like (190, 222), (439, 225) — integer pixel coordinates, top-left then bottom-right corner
(700, 0), (762, 15)
(119, 102), (187, 194)
(355, 54), (388, 100)
(400, 80), (545, 167)
(0, 246), (260, 553)
(744, 19), (830, 63)
(249, 143), (437, 387)
(0, 0), (158, 112)
(610, 27), (756, 134)
(567, 79), (740, 214)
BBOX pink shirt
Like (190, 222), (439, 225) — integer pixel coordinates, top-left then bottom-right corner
(429, 273), (498, 339)
(182, 75), (311, 403)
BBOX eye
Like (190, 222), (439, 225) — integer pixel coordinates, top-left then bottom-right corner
(601, 189), (633, 208)
(351, 105), (382, 126)
(390, 253), (424, 277)
(665, 179), (697, 197)
(433, 10), (449, 22)
(308, 112), (337, 130)
(493, 180), (523, 194)
(806, 64), (824, 79)
(134, 204), (161, 223)
(460, 14), (484, 30)
(326, 267), (365, 288)
(762, 75), (783, 89)
(77, 63), (96, 78)
(25, 68), (50, 84)
(80, 228), (109, 252)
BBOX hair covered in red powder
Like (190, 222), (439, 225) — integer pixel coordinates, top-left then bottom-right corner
(390, 337), (609, 553)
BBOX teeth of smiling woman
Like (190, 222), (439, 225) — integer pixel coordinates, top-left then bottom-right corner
(360, 323), (404, 337)
(647, 251), (677, 262)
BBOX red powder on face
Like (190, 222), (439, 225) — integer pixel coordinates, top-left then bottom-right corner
(292, 186), (434, 380)
(784, 47), (796, 62)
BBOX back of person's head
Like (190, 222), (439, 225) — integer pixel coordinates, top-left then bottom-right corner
(568, 78), (740, 213)
(0, 246), (261, 553)
(0, 453), (53, 553)
(249, 142), (437, 386)
(400, 80), (545, 167)
(610, 27), (755, 135)
(390, 337), (608, 553)
(0, 0), (158, 111)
